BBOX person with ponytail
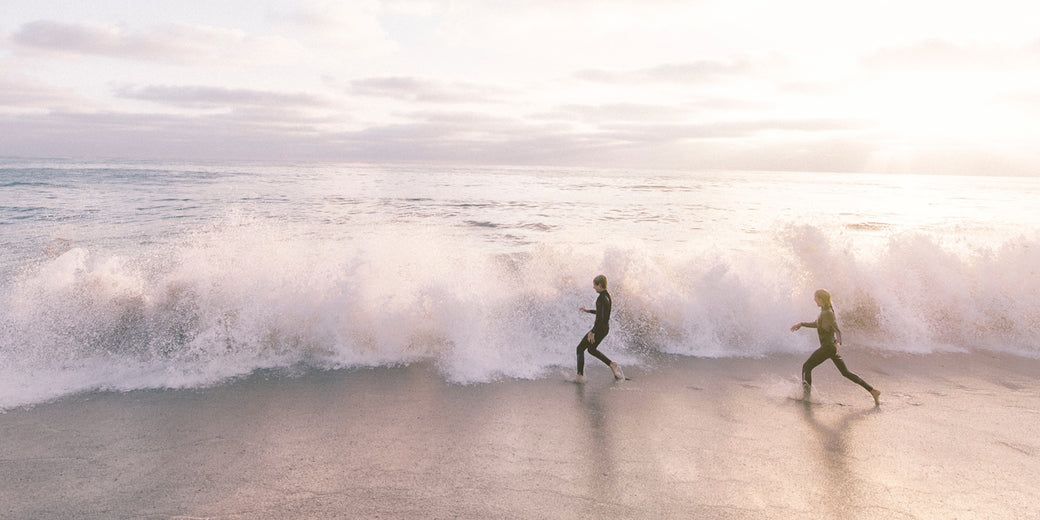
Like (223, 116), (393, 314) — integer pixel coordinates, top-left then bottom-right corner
(791, 289), (881, 405)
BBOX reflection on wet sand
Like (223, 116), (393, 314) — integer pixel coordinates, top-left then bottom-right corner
(800, 402), (882, 519)
(576, 382), (618, 498)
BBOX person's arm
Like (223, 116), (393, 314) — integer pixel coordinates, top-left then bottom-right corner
(579, 303), (597, 342)
(790, 319), (818, 332)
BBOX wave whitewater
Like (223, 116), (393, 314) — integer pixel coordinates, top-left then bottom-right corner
(2, 222), (1039, 409)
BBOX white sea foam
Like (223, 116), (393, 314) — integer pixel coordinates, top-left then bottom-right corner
(4, 162), (1040, 408)
(2, 216), (1039, 409)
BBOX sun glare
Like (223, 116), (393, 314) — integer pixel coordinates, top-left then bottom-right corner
(861, 76), (979, 140)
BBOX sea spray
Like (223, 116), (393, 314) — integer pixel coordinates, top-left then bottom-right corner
(781, 226), (1040, 353)
(4, 162), (1040, 409)
(3, 219), (1039, 409)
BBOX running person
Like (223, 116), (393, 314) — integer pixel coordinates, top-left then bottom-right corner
(576, 275), (623, 383)
(791, 289), (880, 405)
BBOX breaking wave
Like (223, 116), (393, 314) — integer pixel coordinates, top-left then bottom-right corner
(2, 220), (1039, 409)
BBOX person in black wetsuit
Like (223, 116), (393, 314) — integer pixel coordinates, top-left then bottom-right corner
(791, 289), (881, 405)
(576, 274), (624, 383)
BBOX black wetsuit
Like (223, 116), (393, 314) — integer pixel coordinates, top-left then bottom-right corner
(577, 290), (613, 376)
(800, 306), (874, 392)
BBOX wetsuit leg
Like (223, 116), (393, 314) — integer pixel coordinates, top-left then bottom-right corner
(831, 355), (875, 392)
(801, 346), (833, 388)
(577, 332), (612, 375)
(587, 341), (612, 367)
(576, 338), (586, 376)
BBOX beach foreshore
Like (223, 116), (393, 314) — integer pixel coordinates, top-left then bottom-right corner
(2, 350), (1039, 519)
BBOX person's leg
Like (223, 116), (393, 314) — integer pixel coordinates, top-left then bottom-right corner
(589, 336), (625, 380)
(831, 355), (874, 392)
(586, 336), (613, 367)
(576, 337), (588, 376)
(801, 347), (831, 389)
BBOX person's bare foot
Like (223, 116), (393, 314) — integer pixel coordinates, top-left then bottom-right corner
(610, 362), (624, 380)
(575, 374), (585, 384)
(870, 389), (881, 406)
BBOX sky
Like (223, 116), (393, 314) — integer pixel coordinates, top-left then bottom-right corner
(1, 0), (1040, 174)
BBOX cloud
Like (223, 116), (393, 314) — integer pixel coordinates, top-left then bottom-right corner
(862, 38), (1012, 70)
(1000, 91), (1040, 112)
(342, 118), (878, 171)
(0, 110), (343, 161)
(272, 0), (397, 55)
(666, 137), (880, 173)
(539, 98), (774, 125)
(114, 85), (330, 110)
(12, 20), (132, 56)
(594, 117), (867, 144)
(433, 0), (739, 71)
(9, 19), (301, 65)
(0, 106), (592, 165)
(779, 81), (844, 96)
(0, 76), (83, 110)
(545, 103), (693, 123)
(348, 76), (510, 103)
(12, 20), (227, 61)
(2, 108), (1034, 175)
(382, 0), (441, 17)
(576, 57), (755, 84)
(333, 117), (612, 164)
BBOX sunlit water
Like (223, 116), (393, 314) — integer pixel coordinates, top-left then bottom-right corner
(2, 158), (1039, 408)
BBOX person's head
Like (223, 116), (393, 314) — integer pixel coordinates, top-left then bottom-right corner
(814, 289), (832, 308)
(593, 274), (607, 292)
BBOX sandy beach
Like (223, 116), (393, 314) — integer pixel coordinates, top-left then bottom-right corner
(3, 349), (1040, 519)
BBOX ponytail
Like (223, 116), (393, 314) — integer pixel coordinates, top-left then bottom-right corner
(814, 289), (833, 310)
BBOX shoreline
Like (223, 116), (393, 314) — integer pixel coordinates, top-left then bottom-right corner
(3, 351), (1039, 519)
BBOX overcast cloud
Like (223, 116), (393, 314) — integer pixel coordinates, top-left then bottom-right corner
(1, 0), (1039, 174)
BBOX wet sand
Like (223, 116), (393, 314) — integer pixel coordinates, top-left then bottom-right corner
(3, 350), (1040, 519)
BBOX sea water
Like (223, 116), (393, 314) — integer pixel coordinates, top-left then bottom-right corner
(1, 158), (1039, 408)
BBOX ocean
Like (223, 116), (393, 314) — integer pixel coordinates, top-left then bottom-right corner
(1, 158), (1039, 409)
(3, 158), (1040, 519)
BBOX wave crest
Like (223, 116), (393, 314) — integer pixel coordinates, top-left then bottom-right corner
(2, 222), (1039, 408)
